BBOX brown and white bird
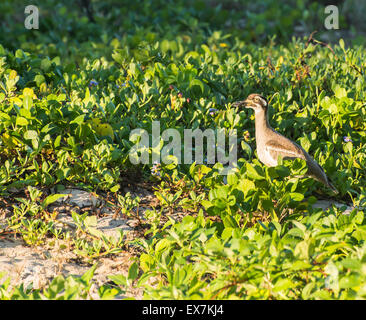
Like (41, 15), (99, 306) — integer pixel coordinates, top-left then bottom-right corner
(233, 93), (338, 193)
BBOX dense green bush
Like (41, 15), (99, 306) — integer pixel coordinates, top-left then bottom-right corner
(0, 0), (365, 300)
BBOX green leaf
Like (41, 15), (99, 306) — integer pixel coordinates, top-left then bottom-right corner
(241, 141), (252, 158)
(127, 262), (139, 282)
(16, 116), (29, 126)
(81, 264), (97, 285)
(23, 95), (32, 110)
(246, 163), (265, 180)
(155, 238), (172, 255)
(189, 79), (204, 94)
(111, 50), (126, 65)
(201, 199), (213, 210)
(35, 74), (46, 87)
(109, 274), (127, 286)
(161, 39), (171, 53)
(294, 240), (309, 260)
(261, 199), (274, 211)
(41, 58), (52, 72)
(227, 172), (238, 185)
(273, 278), (294, 292)
(84, 215), (98, 228)
(343, 141), (353, 154)
(15, 49), (24, 59)
(24, 130), (38, 140)
(275, 165), (291, 178)
(214, 198), (227, 210)
(227, 195), (236, 206)
(302, 282), (316, 299)
(70, 114), (86, 125)
(42, 193), (67, 208)
(215, 186), (229, 198)
(54, 135), (62, 148)
(339, 275), (361, 289)
(334, 86), (347, 99)
(110, 184), (120, 192)
(87, 226), (104, 238)
(339, 38), (345, 51)
(236, 178), (255, 195)
(341, 258), (361, 271)
(291, 220), (307, 232)
(19, 107), (31, 119)
(223, 215), (237, 228)
(98, 286), (121, 300)
(298, 136), (311, 153)
(289, 192), (304, 202)
(140, 253), (155, 272)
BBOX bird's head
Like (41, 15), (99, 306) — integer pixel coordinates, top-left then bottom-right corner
(233, 93), (268, 112)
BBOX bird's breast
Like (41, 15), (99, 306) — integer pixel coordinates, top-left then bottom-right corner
(256, 141), (278, 167)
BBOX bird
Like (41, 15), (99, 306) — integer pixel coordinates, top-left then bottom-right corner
(233, 93), (338, 193)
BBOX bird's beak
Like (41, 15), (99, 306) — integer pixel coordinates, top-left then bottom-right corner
(233, 99), (250, 108)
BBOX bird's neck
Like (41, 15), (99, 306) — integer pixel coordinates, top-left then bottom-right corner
(254, 109), (272, 140)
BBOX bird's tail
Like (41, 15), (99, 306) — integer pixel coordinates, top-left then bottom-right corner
(311, 161), (338, 194)
(309, 169), (338, 194)
(328, 181), (339, 194)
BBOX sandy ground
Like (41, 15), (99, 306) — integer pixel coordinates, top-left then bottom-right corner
(0, 186), (156, 299)
(0, 185), (357, 299)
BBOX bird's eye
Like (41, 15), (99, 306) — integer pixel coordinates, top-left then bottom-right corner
(254, 97), (259, 102)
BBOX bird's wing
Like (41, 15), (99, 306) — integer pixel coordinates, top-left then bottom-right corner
(264, 139), (306, 164)
(265, 139), (338, 193)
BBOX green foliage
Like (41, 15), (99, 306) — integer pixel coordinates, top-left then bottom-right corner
(0, 0), (365, 300)
(0, 264), (123, 299)
(71, 212), (126, 260)
(137, 210), (366, 299)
